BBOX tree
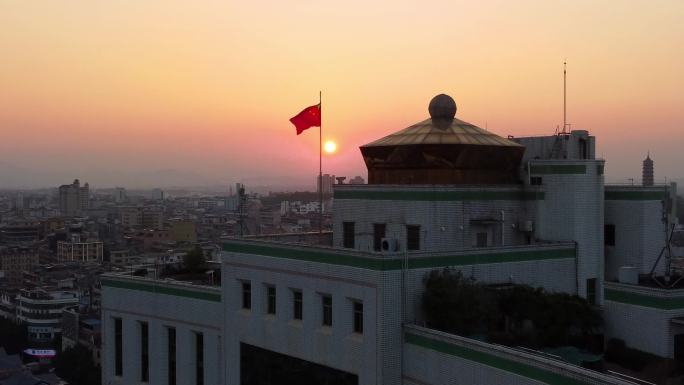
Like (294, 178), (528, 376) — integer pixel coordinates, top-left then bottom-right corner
(422, 269), (493, 335)
(0, 317), (27, 354)
(54, 344), (101, 385)
(422, 268), (602, 349)
(183, 246), (206, 273)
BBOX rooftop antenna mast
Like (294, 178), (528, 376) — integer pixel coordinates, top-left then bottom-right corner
(550, 62), (569, 158)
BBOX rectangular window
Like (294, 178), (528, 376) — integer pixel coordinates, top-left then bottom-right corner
(373, 223), (386, 252)
(241, 281), (251, 309)
(476, 232), (488, 248)
(195, 332), (204, 385)
(406, 225), (420, 251)
(114, 318), (122, 376)
(605, 224), (615, 246)
(343, 222), (355, 249)
(168, 327), (176, 385)
(267, 286), (276, 315)
(353, 301), (363, 334)
(293, 290), (303, 320)
(322, 295), (332, 326)
(587, 278), (597, 306)
(530, 176), (543, 185)
(140, 322), (149, 382)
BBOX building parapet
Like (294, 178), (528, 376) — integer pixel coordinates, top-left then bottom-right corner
(100, 273), (221, 303)
(223, 239), (576, 271)
(527, 159), (605, 176)
(404, 324), (637, 385)
(242, 230), (333, 246)
(604, 281), (684, 310)
(604, 185), (670, 201)
(333, 184), (545, 201)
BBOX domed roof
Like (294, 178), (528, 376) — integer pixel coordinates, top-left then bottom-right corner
(361, 117), (523, 148)
(360, 94), (525, 185)
(363, 93), (521, 149)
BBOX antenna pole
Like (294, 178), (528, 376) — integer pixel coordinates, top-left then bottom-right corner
(563, 61), (567, 134)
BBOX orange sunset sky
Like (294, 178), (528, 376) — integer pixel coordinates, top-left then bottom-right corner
(0, 0), (682, 189)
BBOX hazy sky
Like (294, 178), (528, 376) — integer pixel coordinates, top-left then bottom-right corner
(1, 0), (682, 188)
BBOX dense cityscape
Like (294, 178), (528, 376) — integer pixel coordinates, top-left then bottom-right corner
(0, 173), (365, 384)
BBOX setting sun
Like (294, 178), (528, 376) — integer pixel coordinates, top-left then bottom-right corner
(324, 140), (337, 154)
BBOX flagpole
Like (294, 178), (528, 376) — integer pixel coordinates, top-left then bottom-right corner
(319, 90), (323, 238)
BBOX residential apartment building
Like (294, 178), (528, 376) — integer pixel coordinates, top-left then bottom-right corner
(120, 206), (164, 230)
(56, 235), (103, 263)
(58, 179), (89, 216)
(0, 246), (39, 287)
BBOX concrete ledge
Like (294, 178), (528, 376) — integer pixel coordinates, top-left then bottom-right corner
(604, 282), (684, 310)
(101, 274), (221, 302)
(404, 324), (636, 385)
(222, 240), (576, 271)
(333, 184), (545, 201)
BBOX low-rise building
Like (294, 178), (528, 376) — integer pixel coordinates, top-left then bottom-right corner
(56, 235), (103, 263)
(170, 220), (197, 243)
(17, 288), (79, 343)
(0, 246), (40, 287)
(0, 220), (42, 243)
(61, 307), (102, 365)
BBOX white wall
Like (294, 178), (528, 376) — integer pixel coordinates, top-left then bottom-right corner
(604, 189), (669, 280)
(101, 278), (222, 385)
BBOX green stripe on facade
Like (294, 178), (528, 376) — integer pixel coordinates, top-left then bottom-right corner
(223, 243), (574, 271)
(405, 332), (588, 385)
(604, 191), (667, 201)
(529, 164), (587, 175)
(604, 288), (684, 310)
(407, 248), (575, 269)
(597, 165), (604, 175)
(333, 190), (544, 201)
(101, 279), (221, 302)
(223, 242), (400, 270)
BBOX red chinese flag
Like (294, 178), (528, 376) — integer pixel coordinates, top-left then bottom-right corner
(290, 104), (321, 135)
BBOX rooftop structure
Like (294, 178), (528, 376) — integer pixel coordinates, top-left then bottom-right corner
(361, 94), (524, 185)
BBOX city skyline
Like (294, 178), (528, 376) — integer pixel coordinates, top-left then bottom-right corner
(1, 0), (683, 189)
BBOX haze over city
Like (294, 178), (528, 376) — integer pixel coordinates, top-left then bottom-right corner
(1, 0), (683, 189)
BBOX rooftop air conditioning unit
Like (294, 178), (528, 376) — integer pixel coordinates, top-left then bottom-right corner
(381, 238), (400, 253)
(618, 266), (639, 285)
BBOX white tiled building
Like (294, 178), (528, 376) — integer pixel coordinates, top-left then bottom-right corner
(101, 95), (677, 385)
